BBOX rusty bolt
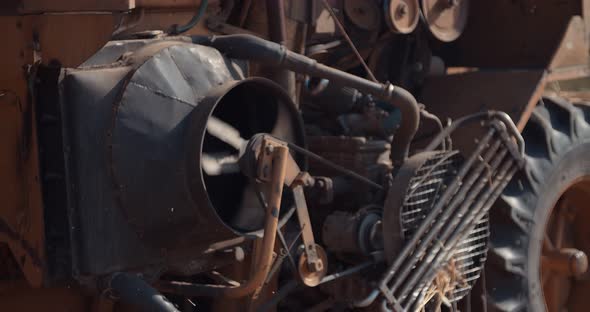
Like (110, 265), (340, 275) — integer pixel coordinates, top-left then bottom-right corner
(314, 259), (324, 272)
(570, 250), (589, 277)
(544, 248), (589, 278)
(234, 247), (245, 262)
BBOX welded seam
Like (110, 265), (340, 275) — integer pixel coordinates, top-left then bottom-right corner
(128, 81), (196, 108)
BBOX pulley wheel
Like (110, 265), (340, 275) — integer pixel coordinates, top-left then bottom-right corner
(344, 0), (381, 31)
(421, 0), (469, 42)
(384, 0), (420, 34)
(298, 244), (328, 287)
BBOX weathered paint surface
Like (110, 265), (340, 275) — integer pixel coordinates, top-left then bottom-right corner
(0, 13), (115, 287)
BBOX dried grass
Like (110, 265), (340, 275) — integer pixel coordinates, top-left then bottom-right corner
(415, 259), (467, 312)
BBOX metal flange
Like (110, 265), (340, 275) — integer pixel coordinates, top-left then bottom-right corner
(384, 0), (420, 34)
(421, 0), (469, 42)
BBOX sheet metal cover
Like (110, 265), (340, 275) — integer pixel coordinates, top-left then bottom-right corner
(110, 43), (242, 246)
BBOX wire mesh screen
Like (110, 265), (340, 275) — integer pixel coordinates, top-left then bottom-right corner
(399, 151), (489, 303)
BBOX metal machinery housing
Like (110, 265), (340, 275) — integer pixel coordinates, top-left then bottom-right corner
(0, 1), (590, 312)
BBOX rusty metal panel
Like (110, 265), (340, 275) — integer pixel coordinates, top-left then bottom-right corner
(0, 16), (45, 288)
(0, 282), (89, 311)
(419, 70), (547, 140)
(21, 0), (134, 12)
(0, 90), (45, 288)
(439, 0), (581, 68)
(421, 70), (545, 122)
(548, 16), (588, 69)
(23, 14), (115, 68)
(0, 13), (115, 287)
(0, 1), (20, 14)
(136, 0), (212, 8)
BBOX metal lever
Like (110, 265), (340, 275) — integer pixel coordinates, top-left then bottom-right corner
(292, 185), (322, 273)
(255, 135), (326, 286)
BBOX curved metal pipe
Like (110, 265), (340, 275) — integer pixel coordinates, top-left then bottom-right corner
(192, 34), (420, 165)
(352, 289), (379, 308)
(425, 111), (524, 156)
(107, 273), (180, 312)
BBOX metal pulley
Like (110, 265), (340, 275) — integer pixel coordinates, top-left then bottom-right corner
(343, 0), (381, 31)
(421, 0), (469, 42)
(384, 0), (420, 34)
(298, 244), (329, 287)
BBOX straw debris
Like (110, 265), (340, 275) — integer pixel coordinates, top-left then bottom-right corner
(415, 259), (467, 312)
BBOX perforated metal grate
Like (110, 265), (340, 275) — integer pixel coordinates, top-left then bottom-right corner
(400, 152), (489, 302)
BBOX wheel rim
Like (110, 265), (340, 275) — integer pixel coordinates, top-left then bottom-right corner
(542, 178), (590, 312)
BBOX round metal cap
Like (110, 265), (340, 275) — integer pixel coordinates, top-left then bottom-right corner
(384, 0), (420, 34)
(421, 0), (469, 42)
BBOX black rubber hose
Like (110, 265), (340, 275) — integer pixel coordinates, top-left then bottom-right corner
(170, 0), (208, 35)
(108, 273), (180, 312)
(192, 34), (420, 165)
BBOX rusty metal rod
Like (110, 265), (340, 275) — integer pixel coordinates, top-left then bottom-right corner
(156, 146), (289, 298)
(319, 0), (378, 82)
(397, 150), (511, 302)
(265, 0), (297, 101)
(352, 289), (381, 308)
(406, 160), (518, 306)
(286, 141), (383, 190)
(385, 140), (504, 295)
(406, 164), (518, 310)
(407, 162), (516, 309)
(319, 260), (375, 285)
(378, 128), (496, 289)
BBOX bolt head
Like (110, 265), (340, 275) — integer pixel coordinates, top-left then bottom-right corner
(265, 145), (275, 155)
(571, 250), (589, 277)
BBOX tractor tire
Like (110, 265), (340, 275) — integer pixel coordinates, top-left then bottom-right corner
(484, 96), (590, 311)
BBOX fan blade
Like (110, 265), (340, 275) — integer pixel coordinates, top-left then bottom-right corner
(206, 116), (247, 150)
(201, 153), (241, 176)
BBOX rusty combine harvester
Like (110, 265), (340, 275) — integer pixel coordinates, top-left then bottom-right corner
(2, 0), (590, 311)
